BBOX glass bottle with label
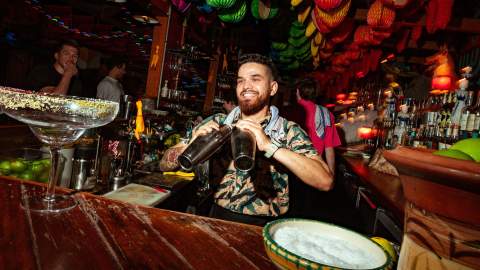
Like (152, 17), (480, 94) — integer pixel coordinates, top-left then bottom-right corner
(472, 90), (480, 138)
(459, 91), (474, 138)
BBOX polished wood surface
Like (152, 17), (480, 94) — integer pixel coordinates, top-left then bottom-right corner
(403, 203), (480, 269)
(0, 176), (276, 270)
(339, 154), (405, 222)
(384, 146), (480, 193)
(384, 146), (480, 226)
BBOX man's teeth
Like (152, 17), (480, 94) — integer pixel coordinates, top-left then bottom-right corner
(243, 92), (256, 97)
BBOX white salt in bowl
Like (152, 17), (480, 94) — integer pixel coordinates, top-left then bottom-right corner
(263, 218), (392, 270)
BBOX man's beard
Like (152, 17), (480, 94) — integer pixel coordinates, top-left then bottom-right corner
(239, 93), (269, 115)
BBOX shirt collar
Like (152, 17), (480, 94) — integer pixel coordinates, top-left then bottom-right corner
(106, 76), (118, 82)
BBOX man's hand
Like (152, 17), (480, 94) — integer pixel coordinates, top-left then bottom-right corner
(296, 89), (302, 102)
(63, 62), (78, 77)
(39, 86), (56, 94)
(235, 119), (271, 152)
(191, 120), (219, 142)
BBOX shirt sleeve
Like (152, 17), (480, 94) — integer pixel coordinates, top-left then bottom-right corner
(324, 112), (342, 148)
(285, 122), (319, 159)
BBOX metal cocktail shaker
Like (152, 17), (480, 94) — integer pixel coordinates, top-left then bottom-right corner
(231, 127), (256, 172)
(120, 95), (134, 120)
(178, 125), (232, 171)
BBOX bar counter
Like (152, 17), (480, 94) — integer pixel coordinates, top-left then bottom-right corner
(0, 176), (276, 270)
(338, 150), (405, 222)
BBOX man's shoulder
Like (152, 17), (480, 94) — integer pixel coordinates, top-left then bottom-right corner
(282, 117), (304, 133)
(97, 77), (115, 88)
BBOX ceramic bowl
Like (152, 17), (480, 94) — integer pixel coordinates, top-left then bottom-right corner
(263, 218), (392, 270)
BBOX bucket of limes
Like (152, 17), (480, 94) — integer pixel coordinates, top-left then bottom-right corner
(0, 148), (51, 183)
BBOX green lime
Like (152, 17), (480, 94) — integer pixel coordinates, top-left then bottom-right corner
(0, 160), (11, 175)
(10, 160), (27, 173)
(38, 171), (49, 183)
(31, 163), (45, 176)
(20, 171), (34, 181)
(40, 159), (51, 166)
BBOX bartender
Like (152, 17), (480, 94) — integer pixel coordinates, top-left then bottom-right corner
(159, 54), (333, 225)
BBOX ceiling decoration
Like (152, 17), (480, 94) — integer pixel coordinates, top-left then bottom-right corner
(3, 0), (166, 61)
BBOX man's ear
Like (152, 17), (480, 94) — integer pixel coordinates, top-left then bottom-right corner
(54, 52), (59, 61)
(270, 81), (278, 96)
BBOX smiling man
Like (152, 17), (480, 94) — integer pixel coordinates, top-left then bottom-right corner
(27, 39), (83, 96)
(160, 54), (333, 225)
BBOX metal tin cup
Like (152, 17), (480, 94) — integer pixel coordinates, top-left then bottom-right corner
(231, 127), (256, 172)
(178, 125), (232, 171)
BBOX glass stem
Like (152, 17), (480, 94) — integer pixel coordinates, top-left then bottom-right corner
(45, 146), (62, 202)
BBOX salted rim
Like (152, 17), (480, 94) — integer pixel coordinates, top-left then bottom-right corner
(0, 86), (118, 118)
(262, 218), (392, 270)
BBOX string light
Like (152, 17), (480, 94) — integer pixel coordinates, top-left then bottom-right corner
(24, 0), (152, 58)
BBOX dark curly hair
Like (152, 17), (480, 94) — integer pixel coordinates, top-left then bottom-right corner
(55, 39), (80, 53)
(238, 53), (278, 81)
(296, 78), (317, 101)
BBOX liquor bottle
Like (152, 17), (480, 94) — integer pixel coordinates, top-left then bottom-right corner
(447, 123), (460, 148)
(412, 124), (422, 148)
(472, 90), (480, 138)
(459, 91), (474, 138)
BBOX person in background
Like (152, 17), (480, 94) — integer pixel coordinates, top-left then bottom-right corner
(96, 57), (127, 103)
(27, 39), (82, 96)
(159, 54), (333, 225)
(222, 89), (237, 113)
(296, 79), (341, 175)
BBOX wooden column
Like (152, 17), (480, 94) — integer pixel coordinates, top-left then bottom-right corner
(145, 16), (169, 99)
(203, 53), (220, 115)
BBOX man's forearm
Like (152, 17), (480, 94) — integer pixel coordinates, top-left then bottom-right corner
(272, 147), (333, 191)
(159, 144), (187, 171)
(53, 74), (74, 95)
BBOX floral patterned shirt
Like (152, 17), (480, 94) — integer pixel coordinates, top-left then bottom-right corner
(189, 113), (318, 216)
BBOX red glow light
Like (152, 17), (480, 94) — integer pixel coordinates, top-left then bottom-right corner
(357, 127), (373, 139)
(432, 76), (452, 90)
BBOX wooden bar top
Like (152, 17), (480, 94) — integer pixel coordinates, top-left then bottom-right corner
(338, 152), (405, 222)
(0, 176), (276, 270)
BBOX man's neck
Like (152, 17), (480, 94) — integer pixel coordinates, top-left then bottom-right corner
(108, 71), (118, 80)
(240, 106), (270, 123)
(53, 62), (64, 75)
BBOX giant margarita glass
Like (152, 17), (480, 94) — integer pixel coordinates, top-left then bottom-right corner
(0, 86), (118, 212)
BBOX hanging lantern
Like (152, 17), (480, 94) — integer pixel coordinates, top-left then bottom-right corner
(329, 19), (354, 44)
(315, 0), (351, 29)
(431, 76), (452, 90)
(312, 7), (332, 33)
(425, 0), (454, 34)
(380, 0), (410, 9)
(336, 93), (347, 100)
(315, 0), (343, 11)
(367, 0), (395, 29)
